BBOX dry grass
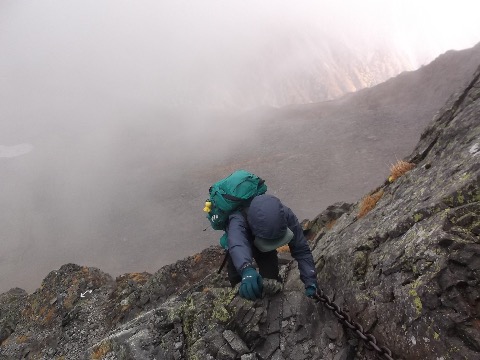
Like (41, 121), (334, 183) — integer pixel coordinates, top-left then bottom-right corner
(277, 244), (290, 253)
(389, 160), (415, 182)
(358, 189), (384, 218)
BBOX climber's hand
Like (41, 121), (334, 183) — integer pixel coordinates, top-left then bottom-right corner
(239, 267), (263, 300)
(305, 284), (317, 298)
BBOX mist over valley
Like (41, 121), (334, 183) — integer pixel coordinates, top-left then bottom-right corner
(1, 1), (479, 293)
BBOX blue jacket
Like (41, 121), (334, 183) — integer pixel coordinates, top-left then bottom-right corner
(226, 196), (317, 288)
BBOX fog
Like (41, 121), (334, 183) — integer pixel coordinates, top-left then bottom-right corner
(1, 0), (479, 292)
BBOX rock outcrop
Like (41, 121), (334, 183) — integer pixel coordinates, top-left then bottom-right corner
(1, 67), (479, 359)
(304, 66), (480, 359)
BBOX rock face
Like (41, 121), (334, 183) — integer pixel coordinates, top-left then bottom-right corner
(1, 68), (479, 359)
(305, 66), (480, 359)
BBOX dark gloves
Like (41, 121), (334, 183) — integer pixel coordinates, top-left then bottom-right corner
(305, 284), (317, 298)
(239, 267), (263, 300)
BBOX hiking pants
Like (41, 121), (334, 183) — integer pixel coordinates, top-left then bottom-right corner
(227, 247), (280, 286)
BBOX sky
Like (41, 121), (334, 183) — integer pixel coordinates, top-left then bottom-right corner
(0, 0), (479, 292)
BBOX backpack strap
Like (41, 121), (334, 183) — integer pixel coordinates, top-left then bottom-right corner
(222, 193), (245, 201)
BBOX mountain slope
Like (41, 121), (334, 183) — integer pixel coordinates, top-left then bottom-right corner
(191, 43), (480, 250)
(1, 64), (479, 359)
(1, 44), (479, 295)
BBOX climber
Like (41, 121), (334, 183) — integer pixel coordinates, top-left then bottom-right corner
(226, 194), (318, 301)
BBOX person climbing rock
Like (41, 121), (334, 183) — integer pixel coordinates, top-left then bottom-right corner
(226, 194), (318, 301)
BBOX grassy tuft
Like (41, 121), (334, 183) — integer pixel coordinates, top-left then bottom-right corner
(389, 160), (415, 182)
(277, 244), (290, 253)
(358, 189), (384, 218)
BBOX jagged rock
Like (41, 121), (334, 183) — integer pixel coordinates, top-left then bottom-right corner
(223, 329), (249, 355)
(0, 288), (27, 345)
(303, 202), (353, 241)
(305, 66), (480, 359)
(136, 246), (225, 308)
(0, 264), (115, 359)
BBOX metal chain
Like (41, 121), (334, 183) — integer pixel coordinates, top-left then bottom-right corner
(313, 289), (394, 360)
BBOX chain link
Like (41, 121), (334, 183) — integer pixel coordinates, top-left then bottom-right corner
(313, 290), (394, 360)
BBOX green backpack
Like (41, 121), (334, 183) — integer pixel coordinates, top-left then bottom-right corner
(204, 170), (267, 248)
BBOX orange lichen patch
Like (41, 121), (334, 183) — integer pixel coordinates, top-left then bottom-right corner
(16, 335), (30, 344)
(389, 160), (415, 182)
(1, 334), (30, 346)
(358, 189), (384, 218)
(38, 305), (48, 316)
(21, 301), (57, 325)
(325, 219), (337, 230)
(43, 307), (56, 324)
(116, 272), (151, 287)
(0, 337), (10, 346)
(277, 245), (290, 253)
(61, 276), (82, 311)
(129, 272), (150, 284)
(193, 253), (202, 263)
(63, 290), (78, 311)
(22, 304), (33, 319)
(23, 298), (46, 321)
(91, 341), (113, 360)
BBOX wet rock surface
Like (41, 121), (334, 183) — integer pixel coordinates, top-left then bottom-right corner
(1, 69), (480, 359)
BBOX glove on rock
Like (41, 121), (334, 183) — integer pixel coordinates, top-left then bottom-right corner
(305, 284), (317, 298)
(239, 267), (263, 300)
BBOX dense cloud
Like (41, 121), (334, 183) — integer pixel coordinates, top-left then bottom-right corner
(1, 0), (479, 111)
